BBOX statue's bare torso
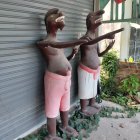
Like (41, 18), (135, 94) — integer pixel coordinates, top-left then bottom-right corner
(80, 35), (100, 69)
(41, 38), (71, 76)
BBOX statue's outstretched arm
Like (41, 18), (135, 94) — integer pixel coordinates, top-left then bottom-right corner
(37, 39), (86, 49)
(83, 28), (124, 46)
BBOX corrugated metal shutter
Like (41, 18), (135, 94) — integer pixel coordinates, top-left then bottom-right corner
(0, 0), (93, 140)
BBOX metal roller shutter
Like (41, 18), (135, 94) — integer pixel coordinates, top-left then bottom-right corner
(0, 0), (93, 139)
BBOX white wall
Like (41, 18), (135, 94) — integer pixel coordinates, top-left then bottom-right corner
(120, 0), (132, 60)
(98, 0), (133, 61)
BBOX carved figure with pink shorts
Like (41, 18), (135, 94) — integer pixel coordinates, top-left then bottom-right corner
(37, 8), (89, 140)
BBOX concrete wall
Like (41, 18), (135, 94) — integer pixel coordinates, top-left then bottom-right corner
(98, 0), (133, 61)
(120, 0), (132, 61)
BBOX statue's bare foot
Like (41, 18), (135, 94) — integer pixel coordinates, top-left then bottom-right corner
(90, 103), (101, 110)
(44, 135), (63, 140)
(59, 126), (78, 138)
(80, 106), (99, 117)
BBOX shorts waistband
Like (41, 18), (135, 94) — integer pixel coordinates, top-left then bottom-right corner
(45, 70), (71, 80)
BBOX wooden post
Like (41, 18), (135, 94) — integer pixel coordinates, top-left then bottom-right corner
(132, 0), (137, 18)
(122, 1), (125, 19)
(116, 3), (118, 20)
(138, 0), (140, 18)
(110, 0), (114, 20)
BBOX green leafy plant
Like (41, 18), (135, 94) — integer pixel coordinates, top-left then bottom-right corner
(101, 77), (119, 96)
(69, 110), (100, 139)
(120, 74), (140, 95)
(102, 50), (119, 78)
(101, 50), (120, 96)
(100, 106), (140, 119)
(100, 50), (133, 106)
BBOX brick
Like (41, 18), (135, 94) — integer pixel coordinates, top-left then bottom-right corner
(133, 70), (139, 74)
(119, 62), (129, 69)
(115, 61), (140, 83)
(129, 63), (137, 69)
(136, 63), (140, 69)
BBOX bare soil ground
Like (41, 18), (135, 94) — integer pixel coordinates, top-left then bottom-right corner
(84, 101), (140, 140)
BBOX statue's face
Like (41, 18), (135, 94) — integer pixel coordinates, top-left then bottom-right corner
(87, 10), (105, 30)
(47, 10), (65, 30)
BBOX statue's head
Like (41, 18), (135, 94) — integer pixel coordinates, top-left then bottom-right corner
(86, 10), (105, 31)
(44, 8), (65, 32)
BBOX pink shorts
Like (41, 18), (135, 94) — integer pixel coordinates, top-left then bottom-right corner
(44, 70), (71, 118)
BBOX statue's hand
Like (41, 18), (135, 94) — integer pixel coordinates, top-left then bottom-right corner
(106, 33), (115, 39)
(72, 47), (79, 55)
(108, 40), (115, 49)
(70, 47), (80, 60)
(106, 28), (124, 39)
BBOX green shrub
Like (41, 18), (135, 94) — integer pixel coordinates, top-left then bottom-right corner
(101, 50), (119, 96)
(120, 74), (140, 95)
(102, 50), (119, 78)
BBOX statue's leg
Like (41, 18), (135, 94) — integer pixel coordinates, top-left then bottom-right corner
(80, 99), (98, 116)
(80, 99), (88, 112)
(44, 118), (63, 140)
(89, 97), (101, 111)
(59, 111), (79, 138)
(47, 118), (56, 136)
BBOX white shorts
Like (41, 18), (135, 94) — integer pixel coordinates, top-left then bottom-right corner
(78, 63), (100, 99)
